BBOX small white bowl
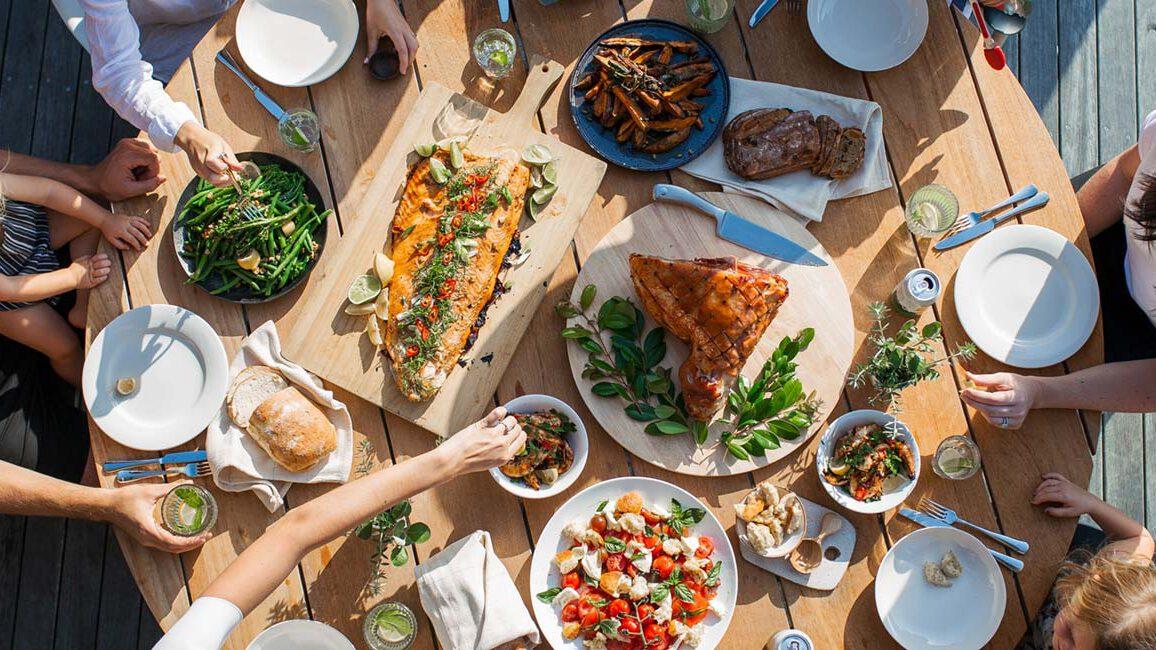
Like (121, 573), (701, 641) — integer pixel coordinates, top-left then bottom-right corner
(816, 410), (920, 514)
(489, 394), (588, 500)
(734, 489), (807, 559)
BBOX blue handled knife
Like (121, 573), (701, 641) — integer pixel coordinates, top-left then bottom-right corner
(749, 0), (782, 27)
(653, 184), (827, 266)
(933, 191), (1050, 251)
(899, 508), (1024, 572)
(102, 450), (208, 473)
(498, 0), (510, 22)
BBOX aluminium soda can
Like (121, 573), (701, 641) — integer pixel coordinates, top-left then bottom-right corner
(769, 629), (814, 650)
(893, 268), (940, 316)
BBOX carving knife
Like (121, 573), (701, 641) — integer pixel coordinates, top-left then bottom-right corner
(102, 449), (208, 473)
(933, 191), (1050, 251)
(749, 0), (782, 27)
(899, 507), (1024, 572)
(653, 184), (828, 266)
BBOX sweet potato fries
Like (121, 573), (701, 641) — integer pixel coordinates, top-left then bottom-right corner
(575, 36), (717, 154)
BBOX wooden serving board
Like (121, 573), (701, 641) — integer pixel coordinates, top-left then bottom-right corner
(736, 497), (856, 591)
(280, 56), (606, 436)
(566, 193), (854, 476)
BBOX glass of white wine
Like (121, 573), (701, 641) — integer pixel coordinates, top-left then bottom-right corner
(933, 435), (982, 480)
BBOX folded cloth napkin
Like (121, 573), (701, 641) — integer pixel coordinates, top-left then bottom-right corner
(680, 77), (893, 222)
(206, 320), (353, 512)
(416, 530), (541, 650)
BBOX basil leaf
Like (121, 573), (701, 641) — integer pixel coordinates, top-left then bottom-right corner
(673, 583), (696, 603)
(596, 499), (608, 513)
(536, 587), (562, 603)
(604, 536), (627, 553)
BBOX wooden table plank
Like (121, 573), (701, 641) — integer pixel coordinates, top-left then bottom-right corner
(1057, 0), (1099, 176)
(1096, 0), (1139, 160)
(1017, 0), (1059, 145)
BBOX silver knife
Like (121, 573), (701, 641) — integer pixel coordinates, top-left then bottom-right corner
(216, 50), (287, 121)
(102, 449), (208, 473)
(653, 184), (828, 266)
(933, 191), (1050, 251)
(749, 0), (782, 27)
(899, 508), (1024, 572)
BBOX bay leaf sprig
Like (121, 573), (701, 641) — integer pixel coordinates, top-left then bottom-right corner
(556, 286), (705, 439)
(353, 500), (430, 596)
(719, 328), (822, 460)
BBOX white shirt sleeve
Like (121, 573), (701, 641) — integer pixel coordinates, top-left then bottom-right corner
(152, 597), (243, 650)
(80, 0), (199, 152)
(1139, 109), (1156, 162)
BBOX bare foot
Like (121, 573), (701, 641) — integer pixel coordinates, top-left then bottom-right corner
(68, 300), (87, 330)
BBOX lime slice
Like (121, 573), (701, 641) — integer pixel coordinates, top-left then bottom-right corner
(437, 135), (467, 151)
(344, 302), (375, 316)
(414, 142), (437, 157)
(697, 0), (729, 20)
(528, 197), (542, 220)
(489, 50), (510, 68)
(529, 165), (544, 189)
(449, 140), (465, 170)
(522, 143), (552, 165)
(374, 609), (413, 643)
(542, 160), (558, 185)
(532, 184), (557, 205)
(428, 157), (452, 184)
(115, 377), (137, 396)
(939, 458), (975, 474)
(348, 274), (383, 305)
(827, 458), (850, 476)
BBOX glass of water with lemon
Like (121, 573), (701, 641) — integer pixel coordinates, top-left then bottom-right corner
(473, 28), (516, 79)
(364, 602), (417, 650)
(904, 184), (960, 238)
(685, 0), (734, 34)
(933, 435), (982, 480)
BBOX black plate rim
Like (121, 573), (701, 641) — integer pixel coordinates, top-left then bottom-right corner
(171, 151), (329, 305)
(567, 18), (731, 172)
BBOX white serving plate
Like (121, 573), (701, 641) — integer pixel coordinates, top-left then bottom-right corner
(816, 410), (920, 514)
(489, 394), (589, 500)
(808, 0), (929, 72)
(247, 619), (354, 649)
(955, 224), (1099, 368)
(83, 305), (228, 451)
(529, 476), (737, 649)
(236, 0), (359, 87)
(875, 527), (1006, 650)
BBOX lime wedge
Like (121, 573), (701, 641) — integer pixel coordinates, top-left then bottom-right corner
(522, 143), (552, 165)
(449, 140), (465, 170)
(529, 165), (544, 189)
(374, 609), (413, 643)
(414, 142), (437, 157)
(489, 50), (510, 68)
(542, 160), (558, 185)
(348, 274), (383, 305)
(697, 0), (729, 20)
(940, 458), (975, 474)
(428, 157), (452, 184)
(532, 184), (557, 205)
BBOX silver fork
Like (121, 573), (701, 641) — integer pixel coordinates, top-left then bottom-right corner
(221, 157), (264, 222)
(942, 184), (1038, 239)
(787, 0), (803, 14)
(920, 498), (1030, 554)
(116, 461), (212, 484)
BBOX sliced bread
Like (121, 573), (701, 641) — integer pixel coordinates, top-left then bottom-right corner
(227, 366), (289, 428)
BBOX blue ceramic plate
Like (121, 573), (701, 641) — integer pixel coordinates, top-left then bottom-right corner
(569, 19), (730, 172)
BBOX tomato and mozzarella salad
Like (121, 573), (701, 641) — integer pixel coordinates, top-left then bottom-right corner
(536, 491), (725, 649)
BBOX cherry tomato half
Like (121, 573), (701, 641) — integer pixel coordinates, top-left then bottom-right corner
(695, 536), (715, 558)
(590, 514), (607, 534)
(560, 602), (579, 622)
(562, 572), (580, 590)
(653, 555), (676, 579)
(607, 598), (630, 617)
(604, 553), (627, 573)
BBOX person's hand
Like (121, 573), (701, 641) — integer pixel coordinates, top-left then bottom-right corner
(959, 371), (1042, 430)
(106, 482), (212, 553)
(437, 407), (526, 474)
(68, 254), (112, 290)
(1032, 473), (1100, 518)
(173, 121), (242, 187)
(99, 213), (153, 251)
(364, 0), (418, 73)
(90, 138), (165, 201)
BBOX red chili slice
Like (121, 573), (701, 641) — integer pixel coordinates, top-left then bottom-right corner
(405, 345), (419, 358)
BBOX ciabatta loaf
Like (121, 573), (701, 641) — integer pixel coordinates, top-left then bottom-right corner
(246, 387), (336, 472)
(227, 366), (288, 428)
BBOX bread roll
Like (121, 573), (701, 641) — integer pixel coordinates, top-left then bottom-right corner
(246, 387), (336, 472)
(227, 366), (288, 428)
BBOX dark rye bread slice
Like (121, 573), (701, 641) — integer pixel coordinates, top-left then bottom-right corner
(723, 108), (822, 180)
(723, 107), (792, 141)
(812, 115), (840, 174)
(815, 128), (843, 178)
(827, 127), (866, 180)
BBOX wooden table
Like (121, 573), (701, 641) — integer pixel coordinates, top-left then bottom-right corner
(87, 2), (1101, 648)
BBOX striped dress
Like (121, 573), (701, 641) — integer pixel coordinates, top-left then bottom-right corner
(0, 199), (60, 311)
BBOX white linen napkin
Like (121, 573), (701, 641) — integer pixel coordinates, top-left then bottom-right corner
(680, 77), (893, 222)
(206, 321), (353, 512)
(415, 530), (540, 650)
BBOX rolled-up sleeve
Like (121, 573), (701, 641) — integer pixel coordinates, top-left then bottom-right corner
(152, 597), (243, 649)
(80, 0), (198, 151)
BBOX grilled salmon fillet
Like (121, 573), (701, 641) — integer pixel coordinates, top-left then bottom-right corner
(629, 255), (789, 420)
(385, 150), (530, 401)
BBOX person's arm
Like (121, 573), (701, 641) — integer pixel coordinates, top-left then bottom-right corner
(202, 408), (524, 614)
(0, 460), (209, 552)
(0, 140), (164, 202)
(1032, 473), (1155, 561)
(0, 256), (109, 303)
(1076, 144), (1142, 238)
(960, 361), (1156, 428)
(0, 172), (152, 250)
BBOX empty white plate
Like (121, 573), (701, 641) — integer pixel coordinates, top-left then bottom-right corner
(955, 224), (1099, 368)
(236, 0), (359, 87)
(83, 304), (228, 450)
(247, 620), (354, 649)
(808, 0), (929, 72)
(875, 527), (1005, 650)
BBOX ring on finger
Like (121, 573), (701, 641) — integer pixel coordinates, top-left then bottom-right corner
(999, 416), (1010, 428)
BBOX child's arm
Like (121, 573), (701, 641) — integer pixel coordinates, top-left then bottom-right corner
(1032, 473), (1155, 561)
(0, 255), (111, 303)
(0, 173), (153, 251)
(0, 140), (164, 202)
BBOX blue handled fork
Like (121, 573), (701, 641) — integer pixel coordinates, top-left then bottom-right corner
(116, 461), (212, 484)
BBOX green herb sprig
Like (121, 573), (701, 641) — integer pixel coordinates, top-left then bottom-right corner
(849, 301), (976, 410)
(353, 500), (431, 596)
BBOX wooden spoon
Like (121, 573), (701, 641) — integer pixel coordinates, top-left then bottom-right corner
(789, 513), (842, 574)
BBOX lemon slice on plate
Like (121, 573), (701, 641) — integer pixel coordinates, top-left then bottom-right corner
(348, 274), (382, 305)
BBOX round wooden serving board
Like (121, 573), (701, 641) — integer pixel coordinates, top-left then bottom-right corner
(567, 192), (854, 476)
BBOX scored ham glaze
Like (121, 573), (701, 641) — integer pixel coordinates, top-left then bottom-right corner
(385, 150), (530, 401)
(629, 255), (789, 420)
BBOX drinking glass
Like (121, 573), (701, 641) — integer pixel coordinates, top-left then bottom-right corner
(685, 0), (735, 34)
(473, 28), (517, 79)
(904, 184), (959, 238)
(364, 602), (417, 650)
(278, 108), (321, 153)
(933, 435), (982, 480)
(156, 484), (218, 536)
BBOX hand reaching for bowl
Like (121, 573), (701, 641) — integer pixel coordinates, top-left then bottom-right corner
(437, 407), (526, 474)
(365, 0), (418, 73)
(174, 121), (243, 187)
